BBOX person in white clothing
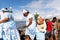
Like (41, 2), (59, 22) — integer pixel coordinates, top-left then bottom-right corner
(0, 8), (20, 40)
(36, 16), (46, 40)
(23, 9), (36, 40)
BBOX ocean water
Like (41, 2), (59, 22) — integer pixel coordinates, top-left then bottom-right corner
(15, 21), (26, 30)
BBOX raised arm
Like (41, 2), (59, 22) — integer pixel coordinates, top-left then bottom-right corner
(0, 17), (9, 23)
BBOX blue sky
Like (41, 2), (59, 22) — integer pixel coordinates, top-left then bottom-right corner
(0, 0), (33, 9)
(0, 0), (60, 21)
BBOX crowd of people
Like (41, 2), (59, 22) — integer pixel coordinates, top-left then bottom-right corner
(19, 9), (59, 40)
(0, 8), (59, 40)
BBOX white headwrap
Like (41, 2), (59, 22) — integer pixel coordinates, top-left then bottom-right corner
(1, 8), (8, 12)
(1, 8), (5, 11)
(38, 16), (44, 19)
(22, 9), (29, 14)
(1, 8), (6, 11)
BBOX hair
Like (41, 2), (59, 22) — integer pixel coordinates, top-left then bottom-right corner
(53, 17), (57, 20)
(52, 17), (57, 22)
(25, 35), (31, 40)
(5, 8), (8, 10)
(18, 30), (25, 36)
(27, 11), (29, 14)
(45, 19), (49, 21)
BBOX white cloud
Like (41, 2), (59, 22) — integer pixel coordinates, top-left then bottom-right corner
(46, 0), (60, 10)
(23, 0), (60, 15)
(25, 0), (53, 8)
(14, 0), (60, 21)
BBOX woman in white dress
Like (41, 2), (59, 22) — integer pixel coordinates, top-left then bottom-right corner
(36, 16), (46, 40)
(0, 8), (20, 40)
(23, 9), (36, 40)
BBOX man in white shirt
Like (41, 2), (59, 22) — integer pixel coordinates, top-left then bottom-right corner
(23, 9), (36, 40)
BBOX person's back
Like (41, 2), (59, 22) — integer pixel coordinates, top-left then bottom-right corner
(46, 21), (52, 40)
(47, 21), (52, 32)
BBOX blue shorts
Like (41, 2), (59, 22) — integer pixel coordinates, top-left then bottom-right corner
(53, 29), (57, 36)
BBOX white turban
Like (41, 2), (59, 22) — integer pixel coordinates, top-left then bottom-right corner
(23, 9), (29, 14)
(38, 16), (44, 19)
(1, 8), (8, 12)
(1, 8), (5, 11)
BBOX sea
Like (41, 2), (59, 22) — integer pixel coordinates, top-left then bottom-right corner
(15, 21), (26, 30)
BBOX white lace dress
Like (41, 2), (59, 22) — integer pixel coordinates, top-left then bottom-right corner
(0, 13), (20, 40)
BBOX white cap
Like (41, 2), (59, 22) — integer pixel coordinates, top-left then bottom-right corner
(23, 9), (29, 14)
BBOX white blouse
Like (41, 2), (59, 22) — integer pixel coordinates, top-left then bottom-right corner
(37, 21), (46, 33)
